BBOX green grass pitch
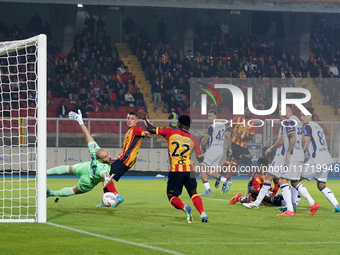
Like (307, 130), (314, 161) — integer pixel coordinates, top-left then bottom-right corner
(1, 178), (340, 255)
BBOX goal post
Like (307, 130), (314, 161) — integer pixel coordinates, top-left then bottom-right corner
(0, 34), (47, 223)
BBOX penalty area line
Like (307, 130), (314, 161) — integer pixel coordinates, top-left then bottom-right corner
(46, 222), (187, 255)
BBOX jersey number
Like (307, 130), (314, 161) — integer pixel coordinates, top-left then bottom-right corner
(297, 127), (303, 135)
(216, 129), (225, 141)
(171, 141), (190, 158)
(317, 131), (325, 146)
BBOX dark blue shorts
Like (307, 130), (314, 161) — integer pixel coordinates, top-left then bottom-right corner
(110, 159), (130, 181)
(231, 143), (245, 162)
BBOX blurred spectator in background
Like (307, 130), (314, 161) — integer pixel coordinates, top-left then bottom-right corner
(168, 111), (178, 128)
(47, 89), (54, 105)
(152, 77), (162, 111)
(84, 14), (96, 36)
(57, 100), (68, 118)
(72, 101), (87, 118)
(124, 90), (135, 107)
(123, 16), (135, 40)
(133, 88), (148, 113)
(157, 18), (167, 43)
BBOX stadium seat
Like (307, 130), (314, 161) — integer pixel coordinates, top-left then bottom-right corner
(28, 108), (36, 117)
(101, 125), (111, 133)
(19, 109), (27, 117)
(94, 112), (103, 118)
(58, 125), (66, 133)
(103, 112), (112, 118)
(47, 125), (56, 133)
(92, 125), (103, 133)
(11, 110), (19, 117)
(87, 112), (95, 118)
(47, 111), (56, 117)
(111, 125), (120, 134)
(112, 112), (121, 118)
(65, 125), (75, 133)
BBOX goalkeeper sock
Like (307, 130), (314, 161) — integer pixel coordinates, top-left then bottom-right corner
(53, 187), (75, 197)
(104, 180), (118, 195)
(191, 194), (204, 214)
(170, 196), (185, 210)
(47, 165), (69, 175)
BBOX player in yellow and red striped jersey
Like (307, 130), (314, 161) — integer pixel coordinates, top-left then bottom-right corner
(139, 110), (208, 223)
(218, 107), (256, 193)
(230, 157), (282, 206)
(98, 111), (153, 208)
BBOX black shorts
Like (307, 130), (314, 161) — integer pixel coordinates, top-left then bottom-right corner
(110, 159), (130, 181)
(230, 143), (245, 162)
(167, 172), (197, 197)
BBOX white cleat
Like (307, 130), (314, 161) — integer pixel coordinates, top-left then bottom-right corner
(242, 201), (260, 209)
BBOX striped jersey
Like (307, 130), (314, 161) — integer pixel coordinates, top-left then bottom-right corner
(231, 116), (256, 148)
(118, 126), (146, 167)
(156, 127), (203, 172)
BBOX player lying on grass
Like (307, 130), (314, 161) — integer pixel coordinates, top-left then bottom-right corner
(244, 105), (319, 216)
(46, 110), (112, 200)
(98, 111), (153, 208)
(199, 110), (232, 195)
(229, 157), (284, 206)
(139, 109), (208, 223)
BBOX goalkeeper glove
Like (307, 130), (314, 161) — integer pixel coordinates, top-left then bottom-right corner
(69, 109), (83, 125)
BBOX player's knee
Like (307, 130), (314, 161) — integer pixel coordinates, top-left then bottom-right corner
(72, 186), (82, 194)
(68, 166), (73, 174)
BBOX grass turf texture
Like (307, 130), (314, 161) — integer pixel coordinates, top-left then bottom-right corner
(1, 178), (340, 255)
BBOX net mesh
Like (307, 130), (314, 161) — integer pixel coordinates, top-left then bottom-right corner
(0, 37), (40, 220)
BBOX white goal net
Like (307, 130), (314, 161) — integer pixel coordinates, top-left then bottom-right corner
(0, 34), (46, 223)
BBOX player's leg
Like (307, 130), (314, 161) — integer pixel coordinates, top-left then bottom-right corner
(167, 172), (192, 223)
(47, 174), (92, 197)
(47, 163), (88, 197)
(293, 180), (319, 215)
(243, 174), (274, 209)
(317, 181), (340, 212)
(97, 159), (130, 208)
(221, 160), (237, 193)
(46, 165), (72, 175)
(229, 193), (243, 204)
(185, 174), (208, 223)
(199, 164), (212, 195)
(277, 177), (295, 216)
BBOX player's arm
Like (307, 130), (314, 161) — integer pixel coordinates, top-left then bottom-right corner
(243, 133), (254, 141)
(265, 135), (283, 156)
(286, 132), (296, 155)
(225, 131), (232, 156)
(193, 136), (204, 163)
(201, 126), (213, 149)
(138, 110), (157, 134)
(201, 134), (209, 150)
(69, 110), (94, 143)
(302, 125), (312, 152)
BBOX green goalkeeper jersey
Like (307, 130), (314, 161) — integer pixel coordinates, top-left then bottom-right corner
(88, 141), (110, 184)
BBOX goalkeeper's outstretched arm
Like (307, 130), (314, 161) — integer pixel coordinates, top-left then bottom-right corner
(69, 110), (94, 143)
